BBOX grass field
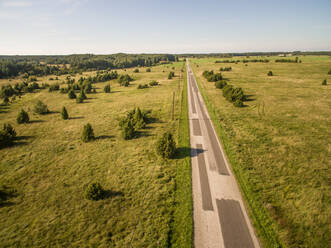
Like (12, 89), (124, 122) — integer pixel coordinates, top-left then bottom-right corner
(0, 62), (193, 247)
(190, 56), (331, 248)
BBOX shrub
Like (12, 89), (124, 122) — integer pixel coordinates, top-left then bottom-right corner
(149, 80), (159, 86)
(68, 90), (76, 99)
(119, 74), (133, 86)
(80, 90), (87, 100)
(202, 70), (222, 82)
(121, 119), (135, 140)
(81, 123), (94, 142)
(137, 84), (149, 89)
(104, 84), (111, 93)
(61, 106), (69, 120)
(48, 84), (60, 92)
(119, 107), (147, 139)
(0, 130), (13, 148)
(76, 94), (84, 103)
(34, 100), (49, 115)
(215, 80), (227, 89)
(328, 69), (331, 75)
(146, 68), (151, 72)
(168, 71), (175, 79)
(233, 99), (244, 107)
(3, 97), (9, 105)
(3, 123), (16, 138)
(220, 67), (232, 71)
(0, 85), (16, 98)
(267, 71), (273, 76)
(322, 79), (327, 85)
(85, 182), (105, 200)
(60, 87), (68, 94)
(156, 132), (176, 159)
(133, 68), (139, 73)
(17, 109), (29, 124)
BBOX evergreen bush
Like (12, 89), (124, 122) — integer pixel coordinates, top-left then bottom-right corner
(81, 123), (94, 142)
(68, 90), (76, 99)
(104, 84), (111, 93)
(61, 106), (69, 120)
(322, 79), (327, 85)
(156, 132), (176, 159)
(85, 182), (105, 200)
(34, 100), (49, 114)
(215, 80), (227, 89)
(16, 109), (29, 124)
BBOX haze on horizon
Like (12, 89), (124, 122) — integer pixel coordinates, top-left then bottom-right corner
(0, 0), (330, 55)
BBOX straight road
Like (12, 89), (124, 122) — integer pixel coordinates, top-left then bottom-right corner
(187, 60), (260, 248)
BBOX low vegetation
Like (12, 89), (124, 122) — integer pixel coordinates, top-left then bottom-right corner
(34, 100), (49, 115)
(81, 123), (95, 142)
(16, 109), (29, 124)
(85, 182), (105, 201)
(191, 55), (330, 248)
(61, 106), (69, 120)
(156, 132), (176, 159)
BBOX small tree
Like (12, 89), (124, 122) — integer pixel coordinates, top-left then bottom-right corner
(156, 132), (176, 159)
(81, 123), (95, 142)
(267, 71), (273, 76)
(322, 79), (327, 85)
(80, 89), (87, 100)
(34, 100), (49, 114)
(104, 84), (111, 93)
(133, 68), (139, 73)
(85, 182), (105, 200)
(76, 93), (84, 103)
(121, 119), (135, 140)
(61, 106), (69, 120)
(16, 109), (29, 124)
(215, 80), (227, 89)
(68, 90), (76, 99)
(146, 68), (151, 72)
(3, 123), (16, 138)
(149, 80), (159, 86)
(168, 71), (175, 79)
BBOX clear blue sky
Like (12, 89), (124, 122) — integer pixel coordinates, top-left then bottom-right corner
(0, 0), (330, 55)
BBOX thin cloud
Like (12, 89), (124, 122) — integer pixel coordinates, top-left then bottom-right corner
(2, 1), (32, 7)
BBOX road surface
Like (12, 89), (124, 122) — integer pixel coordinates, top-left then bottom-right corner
(187, 60), (260, 248)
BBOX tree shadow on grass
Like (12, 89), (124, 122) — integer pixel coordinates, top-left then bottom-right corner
(135, 130), (153, 138)
(103, 190), (124, 199)
(244, 94), (255, 102)
(0, 186), (18, 208)
(0, 105), (10, 114)
(95, 135), (115, 140)
(48, 110), (60, 114)
(28, 120), (45, 124)
(174, 147), (205, 159)
(69, 116), (84, 120)
(14, 135), (35, 141)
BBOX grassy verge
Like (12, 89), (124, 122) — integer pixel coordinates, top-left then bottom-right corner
(191, 64), (282, 248)
(190, 55), (331, 248)
(171, 66), (193, 247)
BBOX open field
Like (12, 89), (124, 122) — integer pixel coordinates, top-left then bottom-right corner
(0, 62), (192, 247)
(190, 55), (331, 247)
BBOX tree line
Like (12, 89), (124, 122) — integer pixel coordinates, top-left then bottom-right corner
(0, 54), (178, 78)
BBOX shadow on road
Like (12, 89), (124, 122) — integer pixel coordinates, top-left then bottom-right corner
(175, 146), (205, 159)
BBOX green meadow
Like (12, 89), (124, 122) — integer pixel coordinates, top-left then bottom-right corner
(190, 56), (330, 248)
(0, 62), (192, 247)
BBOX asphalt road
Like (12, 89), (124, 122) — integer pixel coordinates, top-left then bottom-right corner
(187, 60), (260, 248)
